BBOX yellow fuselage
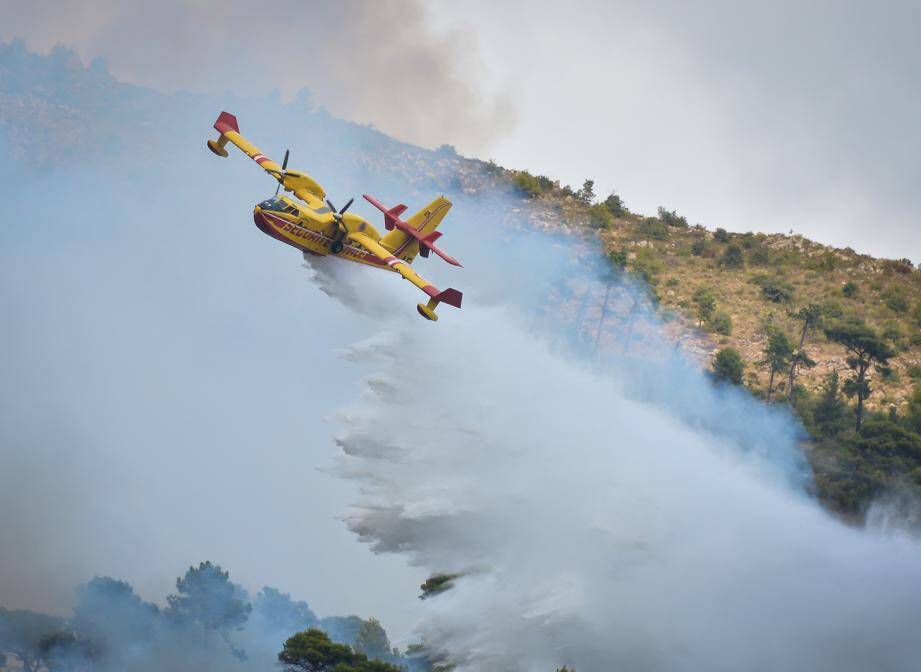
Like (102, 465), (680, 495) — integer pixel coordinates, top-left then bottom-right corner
(253, 197), (396, 272)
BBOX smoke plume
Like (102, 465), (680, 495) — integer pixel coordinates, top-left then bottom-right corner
(327, 243), (921, 670)
(0, 0), (515, 154)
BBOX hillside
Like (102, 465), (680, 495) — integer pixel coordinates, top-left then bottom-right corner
(2, 40), (920, 520)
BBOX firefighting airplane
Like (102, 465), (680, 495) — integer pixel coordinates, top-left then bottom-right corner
(206, 111), (462, 320)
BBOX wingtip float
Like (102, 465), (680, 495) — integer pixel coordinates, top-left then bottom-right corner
(206, 111), (463, 321)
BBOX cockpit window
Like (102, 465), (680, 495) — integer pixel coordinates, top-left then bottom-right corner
(258, 197), (284, 210)
(257, 197), (300, 216)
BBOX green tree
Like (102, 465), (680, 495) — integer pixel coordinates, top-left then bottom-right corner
(787, 304), (822, 396)
(692, 287), (716, 326)
(812, 420), (921, 516)
(0, 608), (64, 672)
(603, 192), (625, 217)
(824, 318), (896, 431)
(420, 574), (458, 599)
(253, 586), (318, 636)
(354, 619), (391, 661)
(73, 576), (159, 648)
(38, 631), (94, 672)
(812, 372), (850, 438)
(713, 227), (730, 243)
(760, 331), (793, 401)
(166, 561), (251, 661)
(842, 281), (859, 298)
(280, 628), (357, 672)
(578, 179), (595, 204)
(905, 384), (921, 435)
(279, 629), (401, 672)
(712, 348), (745, 385)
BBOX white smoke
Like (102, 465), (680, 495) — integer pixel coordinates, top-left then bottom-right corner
(324, 270), (921, 670)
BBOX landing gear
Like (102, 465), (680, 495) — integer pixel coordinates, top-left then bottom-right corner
(330, 240), (344, 254)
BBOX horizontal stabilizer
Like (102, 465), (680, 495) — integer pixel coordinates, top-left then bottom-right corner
(363, 193), (461, 266)
(424, 286), (463, 309)
(438, 288), (463, 308)
(363, 194), (407, 230)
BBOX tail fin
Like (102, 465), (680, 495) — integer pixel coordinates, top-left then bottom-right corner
(417, 287), (463, 321)
(380, 197), (452, 264)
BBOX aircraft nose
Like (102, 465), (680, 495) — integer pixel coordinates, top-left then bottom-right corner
(253, 205), (272, 234)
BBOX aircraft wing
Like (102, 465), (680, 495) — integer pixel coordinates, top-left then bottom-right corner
(207, 111), (326, 207)
(347, 231), (462, 321)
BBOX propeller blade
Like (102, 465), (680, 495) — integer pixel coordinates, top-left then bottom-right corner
(340, 197), (354, 215)
(274, 150), (289, 196)
(326, 199), (338, 213)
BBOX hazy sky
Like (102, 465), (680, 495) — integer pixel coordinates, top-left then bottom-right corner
(1, 0), (918, 260)
(429, 1), (921, 262)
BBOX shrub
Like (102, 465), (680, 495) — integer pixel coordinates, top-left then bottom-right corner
(884, 258), (914, 274)
(637, 218), (669, 240)
(842, 281), (859, 298)
(907, 365), (921, 382)
(708, 310), (733, 335)
(751, 274), (794, 303)
(713, 228), (730, 243)
(609, 248), (628, 269)
(882, 322), (906, 344)
(712, 348), (745, 385)
(513, 171), (546, 198)
(719, 243), (744, 269)
(821, 298), (844, 319)
(691, 238), (708, 256)
(632, 248), (664, 284)
(879, 365), (899, 382)
(883, 287), (909, 313)
(748, 246), (770, 265)
(588, 203), (614, 228)
(657, 207), (688, 228)
(666, 277), (680, 287)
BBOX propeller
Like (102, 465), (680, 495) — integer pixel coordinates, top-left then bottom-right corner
(326, 197), (354, 222)
(326, 197), (355, 254)
(274, 149), (290, 196)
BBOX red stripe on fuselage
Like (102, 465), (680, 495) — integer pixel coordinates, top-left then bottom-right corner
(256, 210), (394, 269)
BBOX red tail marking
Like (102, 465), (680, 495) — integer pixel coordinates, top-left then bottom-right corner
(435, 288), (463, 308)
(364, 195), (408, 231)
(214, 111), (239, 135)
(362, 194), (462, 266)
